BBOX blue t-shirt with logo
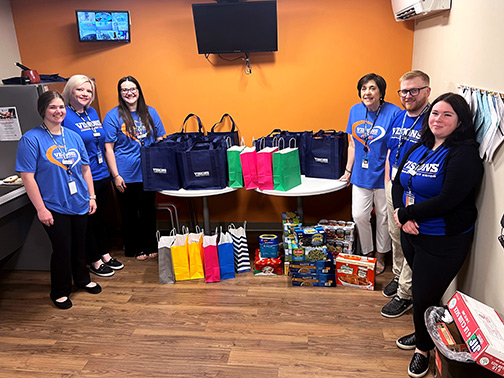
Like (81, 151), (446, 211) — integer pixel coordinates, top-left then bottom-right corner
(398, 144), (450, 235)
(346, 101), (401, 189)
(102, 106), (166, 183)
(16, 125), (90, 215)
(386, 109), (425, 180)
(62, 106), (109, 181)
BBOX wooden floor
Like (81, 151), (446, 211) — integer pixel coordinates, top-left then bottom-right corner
(0, 256), (436, 378)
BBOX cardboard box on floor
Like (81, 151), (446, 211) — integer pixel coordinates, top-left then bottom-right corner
(448, 291), (504, 376)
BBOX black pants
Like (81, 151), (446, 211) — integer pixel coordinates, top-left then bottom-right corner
(43, 211), (91, 300)
(86, 177), (112, 264)
(115, 182), (157, 257)
(401, 230), (473, 352)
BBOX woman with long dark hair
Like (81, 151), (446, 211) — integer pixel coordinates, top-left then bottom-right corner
(103, 76), (165, 261)
(392, 93), (483, 377)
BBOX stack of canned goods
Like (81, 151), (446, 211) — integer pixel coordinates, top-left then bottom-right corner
(318, 219), (355, 255)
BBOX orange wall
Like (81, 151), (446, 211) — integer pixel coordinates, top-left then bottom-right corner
(11, 0), (414, 224)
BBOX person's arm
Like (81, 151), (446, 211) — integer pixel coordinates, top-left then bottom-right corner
(104, 142), (126, 193)
(20, 172), (54, 227)
(338, 135), (355, 185)
(384, 150), (391, 185)
(82, 164), (97, 214)
(397, 145), (483, 225)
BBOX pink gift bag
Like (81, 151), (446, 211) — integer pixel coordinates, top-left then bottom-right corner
(239, 146), (258, 190)
(256, 146), (278, 190)
(203, 234), (220, 283)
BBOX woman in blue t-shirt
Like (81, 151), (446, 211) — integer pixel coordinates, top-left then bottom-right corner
(16, 91), (102, 310)
(339, 73), (401, 274)
(62, 75), (124, 277)
(392, 93), (483, 378)
(103, 76), (165, 261)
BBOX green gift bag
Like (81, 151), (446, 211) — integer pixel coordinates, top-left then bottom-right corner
(273, 139), (302, 191)
(227, 144), (245, 188)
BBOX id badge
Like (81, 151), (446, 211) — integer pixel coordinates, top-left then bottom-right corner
(361, 157), (369, 169)
(62, 159), (73, 165)
(406, 191), (415, 205)
(137, 133), (147, 139)
(68, 180), (77, 195)
(97, 151), (104, 164)
(391, 165), (398, 180)
(93, 131), (101, 137)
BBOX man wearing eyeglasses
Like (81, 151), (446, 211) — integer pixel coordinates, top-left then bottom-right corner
(381, 70), (431, 321)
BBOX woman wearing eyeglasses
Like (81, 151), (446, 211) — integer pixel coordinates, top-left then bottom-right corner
(392, 93), (483, 377)
(103, 76), (166, 261)
(339, 73), (401, 274)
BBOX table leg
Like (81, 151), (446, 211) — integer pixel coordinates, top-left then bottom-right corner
(202, 196), (210, 234)
(297, 196), (304, 223)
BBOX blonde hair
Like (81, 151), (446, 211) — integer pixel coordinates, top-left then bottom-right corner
(61, 74), (96, 109)
(400, 70), (430, 85)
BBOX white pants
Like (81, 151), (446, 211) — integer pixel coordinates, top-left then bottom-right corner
(385, 180), (412, 300)
(352, 185), (390, 255)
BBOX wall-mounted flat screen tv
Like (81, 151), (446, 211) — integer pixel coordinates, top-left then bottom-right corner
(192, 1), (277, 54)
(76, 10), (131, 42)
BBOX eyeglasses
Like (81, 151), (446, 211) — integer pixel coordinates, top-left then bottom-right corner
(121, 87), (137, 94)
(397, 86), (428, 97)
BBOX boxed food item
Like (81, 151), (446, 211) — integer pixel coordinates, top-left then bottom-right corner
(447, 291), (504, 376)
(295, 226), (326, 247)
(436, 322), (468, 353)
(335, 253), (376, 291)
(289, 260), (333, 275)
(282, 211), (302, 254)
(291, 273), (335, 287)
(254, 249), (282, 276)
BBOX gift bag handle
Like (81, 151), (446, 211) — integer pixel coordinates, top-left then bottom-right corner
(181, 113), (205, 134)
(210, 113), (236, 132)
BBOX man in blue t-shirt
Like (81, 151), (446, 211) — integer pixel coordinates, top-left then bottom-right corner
(381, 70), (431, 320)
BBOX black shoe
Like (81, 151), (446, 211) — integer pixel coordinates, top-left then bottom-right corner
(90, 263), (114, 277)
(103, 257), (124, 270)
(396, 332), (416, 350)
(53, 297), (72, 310)
(381, 295), (413, 318)
(83, 283), (102, 294)
(382, 276), (399, 298)
(408, 352), (430, 378)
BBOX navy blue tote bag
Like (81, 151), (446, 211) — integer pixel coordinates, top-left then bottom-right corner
(177, 140), (228, 190)
(303, 130), (348, 179)
(207, 113), (240, 146)
(141, 139), (181, 191)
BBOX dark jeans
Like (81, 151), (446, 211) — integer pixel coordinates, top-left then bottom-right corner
(43, 211), (91, 300)
(115, 182), (157, 257)
(86, 177), (112, 264)
(401, 230), (473, 352)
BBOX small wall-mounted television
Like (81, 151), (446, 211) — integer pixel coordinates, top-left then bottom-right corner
(192, 1), (277, 54)
(76, 10), (131, 42)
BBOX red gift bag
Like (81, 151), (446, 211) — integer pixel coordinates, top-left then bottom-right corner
(256, 146), (278, 190)
(203, 234), (220, 283)
(239, 146), (258, 190)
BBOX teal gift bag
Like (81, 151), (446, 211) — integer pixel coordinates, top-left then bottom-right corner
(272, 138), (302, 191)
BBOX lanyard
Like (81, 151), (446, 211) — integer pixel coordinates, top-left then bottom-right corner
(363, 104), (383, 154)
(69, 105), (101, 140)
(135, 120), (147, 146)
(406, 144), (445, 191)
(41, 123), (73, 177)
(394, 104), (430, 165)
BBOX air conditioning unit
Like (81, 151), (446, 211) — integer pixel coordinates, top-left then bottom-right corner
(392, 0), (451, 21)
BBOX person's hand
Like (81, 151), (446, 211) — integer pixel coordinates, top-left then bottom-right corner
(393, 208), (402, 228)
(114, 175), (126, 193)
(402, 220), (420, 235)
(338, 171), (352, 186)
(38, 207), (54, 227)
(89, 199), (97, 215)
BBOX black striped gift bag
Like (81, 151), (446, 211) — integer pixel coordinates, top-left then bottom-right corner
(228, 222), (251, 273)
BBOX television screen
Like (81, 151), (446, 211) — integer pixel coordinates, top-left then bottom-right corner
(192, 1), (277, 54)
(76, 10), (131, 42)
